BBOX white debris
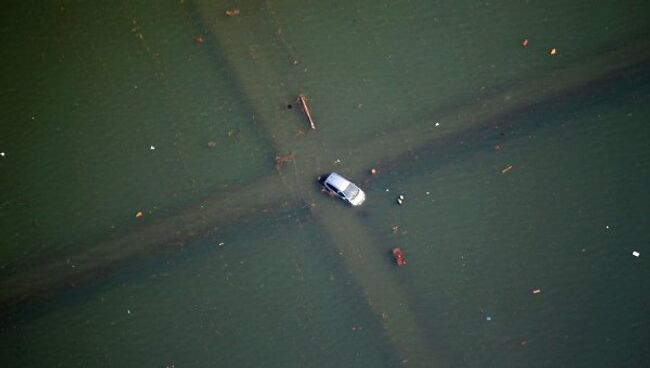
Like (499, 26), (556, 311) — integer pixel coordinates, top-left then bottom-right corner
(385, 188), (390, 192)
(397, 194), (405, 205)
(605, 225), (610, 229)
(632, 251), (640, 258)
(218, 242), (225, 246)
(0, 152), (4, 157)
(150, 145), (156, 151)
(434, 122), (440, 127)
(127, 309), (131, 314)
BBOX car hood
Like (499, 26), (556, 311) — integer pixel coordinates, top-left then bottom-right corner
(349, 189), (366, 206)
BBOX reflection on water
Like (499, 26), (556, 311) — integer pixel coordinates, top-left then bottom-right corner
(1, 0), (649, 367)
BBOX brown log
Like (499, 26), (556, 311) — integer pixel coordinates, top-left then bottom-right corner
(298, 94), (316, 130)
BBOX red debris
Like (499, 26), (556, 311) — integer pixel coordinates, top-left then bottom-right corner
(392, 248), (406, 266)
(195, 35), (204, 44)
(521, 38), (529, 47)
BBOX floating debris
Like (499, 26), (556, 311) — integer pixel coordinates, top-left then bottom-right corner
(396, 194), (405, 205)
(501, 165), (513, 174)
(521, 38), (529, 47)
(274, 153), (293, 169)
(369, 168), (378, 175)
(207, 141), (217, 148)
(225, 9), (240, 16)
(493, 144), (501, 151)
(532, 288), (542, 294)
(434, 122), (440, 127)
(391, 225), (400, 234)
(298, 94), (316, 130)
(150, 145), (156, 151)
(195, 35), (204, 44)
(549, 48), (558, 56)
(135, 211), (143, 218)
(392, 248), (406, 266)
(0, 152), (4, 157)
(632, 251), (640, 258)
(485, 316), (492, 321)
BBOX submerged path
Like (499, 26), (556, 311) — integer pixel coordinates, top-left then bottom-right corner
(2, 2), (649, 365)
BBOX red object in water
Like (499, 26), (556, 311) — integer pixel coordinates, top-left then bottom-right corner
(195, 35), (205, 44)
(521, 38), (529, 47)
(392, 248), (406, 266)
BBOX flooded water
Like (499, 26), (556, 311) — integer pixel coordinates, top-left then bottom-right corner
(1, 1), (649, 367)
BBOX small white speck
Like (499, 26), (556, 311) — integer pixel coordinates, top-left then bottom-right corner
(434, 122), (440, 127)
(218, 242), (225, 246)
(605, 225), (610, 229)
(127, 309), (131, 314)
(632, 251), (640, 258)
(333, 159), (341, 164)
(385, 188), (390, 192)
(425, 191), (430, 195)
(150, 145), (156, 151)
(0, 152), (4, 157)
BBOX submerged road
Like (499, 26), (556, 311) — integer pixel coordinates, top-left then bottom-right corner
(2, 2), (649, 366)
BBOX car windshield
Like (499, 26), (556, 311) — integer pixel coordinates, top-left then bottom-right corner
(342, 183), (360, 200)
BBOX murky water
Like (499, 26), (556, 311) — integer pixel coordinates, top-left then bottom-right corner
(1, 1), (649, 367)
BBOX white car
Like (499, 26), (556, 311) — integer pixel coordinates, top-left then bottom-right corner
(321, 172), (366, 206)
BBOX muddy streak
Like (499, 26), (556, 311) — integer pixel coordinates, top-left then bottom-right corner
(369, 55), (650, 176)
(186, 3), (650, 365)
(344, 40), (650, 173)
(310, 202), (448, 367)
(0, 175), (296, 315)
(2, 0), (646, 344)
(191, 2), (444, 363)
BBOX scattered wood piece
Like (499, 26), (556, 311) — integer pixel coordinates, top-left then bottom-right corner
(501, 165), (513, 174)
(225, 9), (240, 16)
(275, 153), (293, 168)
(532, 288), (541, 294)
(135, 211), (143, 218)
(298, 94), (316, 130)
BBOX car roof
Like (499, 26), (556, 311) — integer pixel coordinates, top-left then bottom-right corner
(324, 172), (351, 191)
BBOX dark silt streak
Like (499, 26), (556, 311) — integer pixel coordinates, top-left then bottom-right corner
(352, 38), (650, 174)
(190, 4), (448, 364)
(0, 175), (300, 317)
(1, 21), (645, 326)
(1, 2), (647, 356)
(191, 8), (650, 362)
(0, 2), (295, 318)
(370, 51), (650, 178)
